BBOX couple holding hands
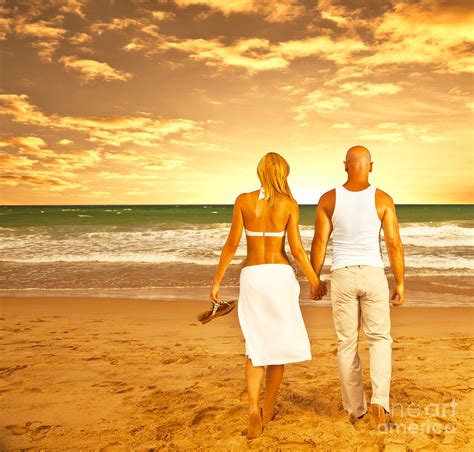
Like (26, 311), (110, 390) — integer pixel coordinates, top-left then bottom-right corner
(210, 146), (405, 439)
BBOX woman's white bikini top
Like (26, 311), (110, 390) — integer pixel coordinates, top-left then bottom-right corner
(244, 187), (286, 237)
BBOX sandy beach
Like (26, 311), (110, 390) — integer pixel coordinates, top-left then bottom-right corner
(0, 297), (473, 450)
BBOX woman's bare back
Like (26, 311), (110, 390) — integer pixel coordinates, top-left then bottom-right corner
(240, 189), (293, 267)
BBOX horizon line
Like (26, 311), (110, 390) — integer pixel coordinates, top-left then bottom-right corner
(1, 203), (473, 207)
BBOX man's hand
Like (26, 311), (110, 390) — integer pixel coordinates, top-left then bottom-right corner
(310, 280), (328, 301)
(391, 283), (405, 306)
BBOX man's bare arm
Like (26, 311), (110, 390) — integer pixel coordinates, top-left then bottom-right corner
(310, 191), (334, 286)
(380, 192), (405, 306)
(287, 201), (321, 289)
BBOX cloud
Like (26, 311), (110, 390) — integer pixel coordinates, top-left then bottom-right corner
(59, 0), (91, 19)
(359, 0), (474, 74)
(173, 0), (305, 23)
(0, 133), (103, 191)
(59, 56), (133, 83)
(143, 158), (187, 170)
(157, 35), (367, 73)
(0, 16), (13, 41)
(338, 81), (402, 97)
(0, 94), (203, 148)
(292, 90), (349, 121)
(355, 130), (404, 143)
(0, 171), (82, 191)
(160, 37), (288, 72)
(0, 94), (49, 125)
(90, 17), (146, 35)
(317, 0), (352, 25)
(58, 139), (74, 145)
(68, 32), (92, 45)
(331, 122), (353, 129)
(277, 36), (367, 65)
(16, 19), (66, 39)
(1, 135), (103, 169)
(0, 152), (38, 170)
(96, 171), (158, 181)
(14, 17), (67, 62)
(105, 150), (189, 170)
(41, 149), (103, 170)
(279, 84), (305, 96)
(150, 11), (176, 21)
(356, 122), (443, 144)
(10, 136), (58, 158)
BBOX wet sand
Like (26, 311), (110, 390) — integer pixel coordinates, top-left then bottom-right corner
(0, 297), (473, 450)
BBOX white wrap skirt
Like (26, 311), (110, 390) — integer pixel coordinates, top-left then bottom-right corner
(237, 263), (312, 366)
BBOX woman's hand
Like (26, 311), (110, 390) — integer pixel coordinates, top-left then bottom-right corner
(310, 280), (327, 300)
(210, 282), (220, 304)
(309, 281), (319, 300)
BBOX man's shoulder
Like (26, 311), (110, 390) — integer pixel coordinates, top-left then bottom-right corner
(319, 188), (336, 204)
(375, 187), (395, 206)
(317, 189), (336, 216)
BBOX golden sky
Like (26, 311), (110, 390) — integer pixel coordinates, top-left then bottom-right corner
(0, 0), (473, 205)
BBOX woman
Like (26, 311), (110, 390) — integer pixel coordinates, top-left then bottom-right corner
(210, 152), (326, 439)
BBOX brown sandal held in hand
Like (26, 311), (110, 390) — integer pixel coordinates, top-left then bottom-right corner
(197, 299), (237, 324)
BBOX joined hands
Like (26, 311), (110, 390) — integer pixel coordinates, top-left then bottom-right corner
(310, 280), (328, 301)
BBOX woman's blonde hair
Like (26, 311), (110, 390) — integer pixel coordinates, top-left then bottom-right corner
(257, 152), (296, 205)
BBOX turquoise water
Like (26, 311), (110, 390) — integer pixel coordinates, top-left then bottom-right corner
(0, 204), (472, 228)
(0, 204), (472, 303)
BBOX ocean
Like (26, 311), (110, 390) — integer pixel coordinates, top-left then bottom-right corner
(0, 204), (473, 306)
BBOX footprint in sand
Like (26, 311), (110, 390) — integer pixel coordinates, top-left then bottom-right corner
(92, 380), (132, 394)
(156, 422), (182, 441)
(191, 406), (222, 425)
(32, 424), (55, 439)
(129, 425), (145, 435)
(99, 442), (127, 451)
(160, 358), (175, 365)
(5, 422), (56, 439)
(5, 424), (28, 435)
(160, 355), (194, 365)
(0, 364), (28, 377)
(82, 355), (107, 361)
(6, 327), (31, 333)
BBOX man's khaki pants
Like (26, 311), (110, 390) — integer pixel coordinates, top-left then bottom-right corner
(330, 265), (392, 417)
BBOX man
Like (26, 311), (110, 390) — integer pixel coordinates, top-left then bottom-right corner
(310, 145), (405, 430)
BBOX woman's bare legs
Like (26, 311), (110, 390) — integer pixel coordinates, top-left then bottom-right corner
(245, 357), (264, 438)
(263, 364), (284, 423)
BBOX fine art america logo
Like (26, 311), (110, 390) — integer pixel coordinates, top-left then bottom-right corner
(377, 400), (457, 435)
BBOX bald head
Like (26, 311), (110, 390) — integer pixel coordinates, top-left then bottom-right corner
(345, 145), (372, 164)
(344, 145), (373, 178)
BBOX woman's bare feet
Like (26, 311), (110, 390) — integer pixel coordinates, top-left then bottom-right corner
(247, 407), (263, 439)
(261, 406), (277, 424)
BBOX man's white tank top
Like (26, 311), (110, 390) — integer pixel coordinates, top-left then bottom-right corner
(331, 184), (384, 271)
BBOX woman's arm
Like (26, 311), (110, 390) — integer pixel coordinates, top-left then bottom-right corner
(286, 201), (324, 297)
(210, 194), (244, 303)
